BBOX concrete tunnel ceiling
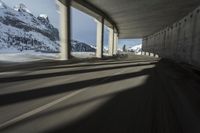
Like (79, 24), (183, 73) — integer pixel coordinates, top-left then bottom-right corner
(60, 0), (200, 39)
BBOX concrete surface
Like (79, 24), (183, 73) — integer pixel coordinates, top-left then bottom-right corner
(0, 55), (200, 133)
(58, 1), (71, 60)
(143, 6), (200, 68)
(95, 18), (104, 58)
(66, 0), (200, 38)
(108, 27), (114, 56)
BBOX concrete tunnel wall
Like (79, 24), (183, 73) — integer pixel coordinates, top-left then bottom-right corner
(142, 6), (200, 68)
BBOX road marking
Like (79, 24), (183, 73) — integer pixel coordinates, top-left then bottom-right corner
(0, 62), (134, 129)
(0, 71), (24, 77)
(100, 66), (129, 83)
(0, 89), (85, 130)
(113, 68), (128, 75)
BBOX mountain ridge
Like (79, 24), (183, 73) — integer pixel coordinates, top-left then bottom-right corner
(0, 1), (96, 53)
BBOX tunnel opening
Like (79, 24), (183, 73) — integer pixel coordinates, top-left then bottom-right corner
(118, 39), (142, 54)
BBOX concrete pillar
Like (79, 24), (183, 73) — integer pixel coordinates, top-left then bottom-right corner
(95, 18), (104, 58)
(57, 1), (71, 60)
(113, 33), (118, 55)
(108, 27), (114, 56)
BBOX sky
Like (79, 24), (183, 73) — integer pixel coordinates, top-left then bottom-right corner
(4, 0), (141, 48)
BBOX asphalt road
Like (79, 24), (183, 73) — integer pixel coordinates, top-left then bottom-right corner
(0, 55), (200, 133)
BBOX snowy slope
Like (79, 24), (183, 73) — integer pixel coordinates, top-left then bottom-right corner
(127, 44), (142, 55)
(0, 0), (99, 54)
(0, 0), (59, 53)
(71, 40), (96, 52)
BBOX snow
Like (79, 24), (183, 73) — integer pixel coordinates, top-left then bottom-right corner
(0, 48), (20, 53)
(0, 3), (3, 9)
(0, 2), (50, 31)
(0, 1), (101, 62)
(89, 44), (96, 49)
(117, 48), (123, 52)
(0, 1), (59, 53)
(0, 23), (59, 52)
(0, 0), (6, 9)
(39, 14), (48, 19)
(127, 44), (142, 55)
(0, 52), (99, 62)
(0, 52), (59, 62)
(13, 3), (31, 14)
(72, 52), (95, 58)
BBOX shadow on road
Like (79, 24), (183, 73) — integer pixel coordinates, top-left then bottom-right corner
(0, 65), (154, 106)
(0, 62), (156, 83)
(1, 59), (200, 133)
(45, 59), (200, 133)
(36, 59), (158, 71)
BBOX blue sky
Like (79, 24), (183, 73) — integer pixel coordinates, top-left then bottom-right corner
(4, 0), (141, 48)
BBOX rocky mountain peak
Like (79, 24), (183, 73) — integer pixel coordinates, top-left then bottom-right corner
(13, 3), (31, 14)
(38, 14), (50, 24)
(0, 1), (96, 53)
(0, 0), (7, 9)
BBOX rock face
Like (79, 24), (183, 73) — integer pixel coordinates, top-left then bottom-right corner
(71, 40), (96, 52)
(0, 0), (60, 53)
(0, 1), (96, 53)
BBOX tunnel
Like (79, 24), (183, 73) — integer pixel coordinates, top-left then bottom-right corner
(58, 0), (200, 69)
(0, 0), (200, 132)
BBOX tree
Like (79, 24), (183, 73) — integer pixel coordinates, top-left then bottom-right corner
(123, 44), (126, 52)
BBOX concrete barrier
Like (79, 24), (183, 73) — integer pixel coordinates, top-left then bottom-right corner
(142, 6), (200, 68)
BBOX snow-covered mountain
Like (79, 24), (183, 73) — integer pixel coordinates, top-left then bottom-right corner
(0, 1), (96, 53)
(127, 44), (142, 55)
(13, 3), (31, 14)
(71, 40), (96, 52)
(0, 0), (60, 53)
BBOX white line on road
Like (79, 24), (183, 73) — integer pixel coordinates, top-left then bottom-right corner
(0, 89), (85, 130)
(0, 63), (131, 130)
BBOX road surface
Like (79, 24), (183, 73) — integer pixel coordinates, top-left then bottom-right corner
(0, 55), (200, 133)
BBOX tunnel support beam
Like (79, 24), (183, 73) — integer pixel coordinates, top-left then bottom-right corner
(95, 18), (104, 58)
(113, 33), (118, 55)
(108, 27), (114, 56)
(58, 1), (71, 60)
